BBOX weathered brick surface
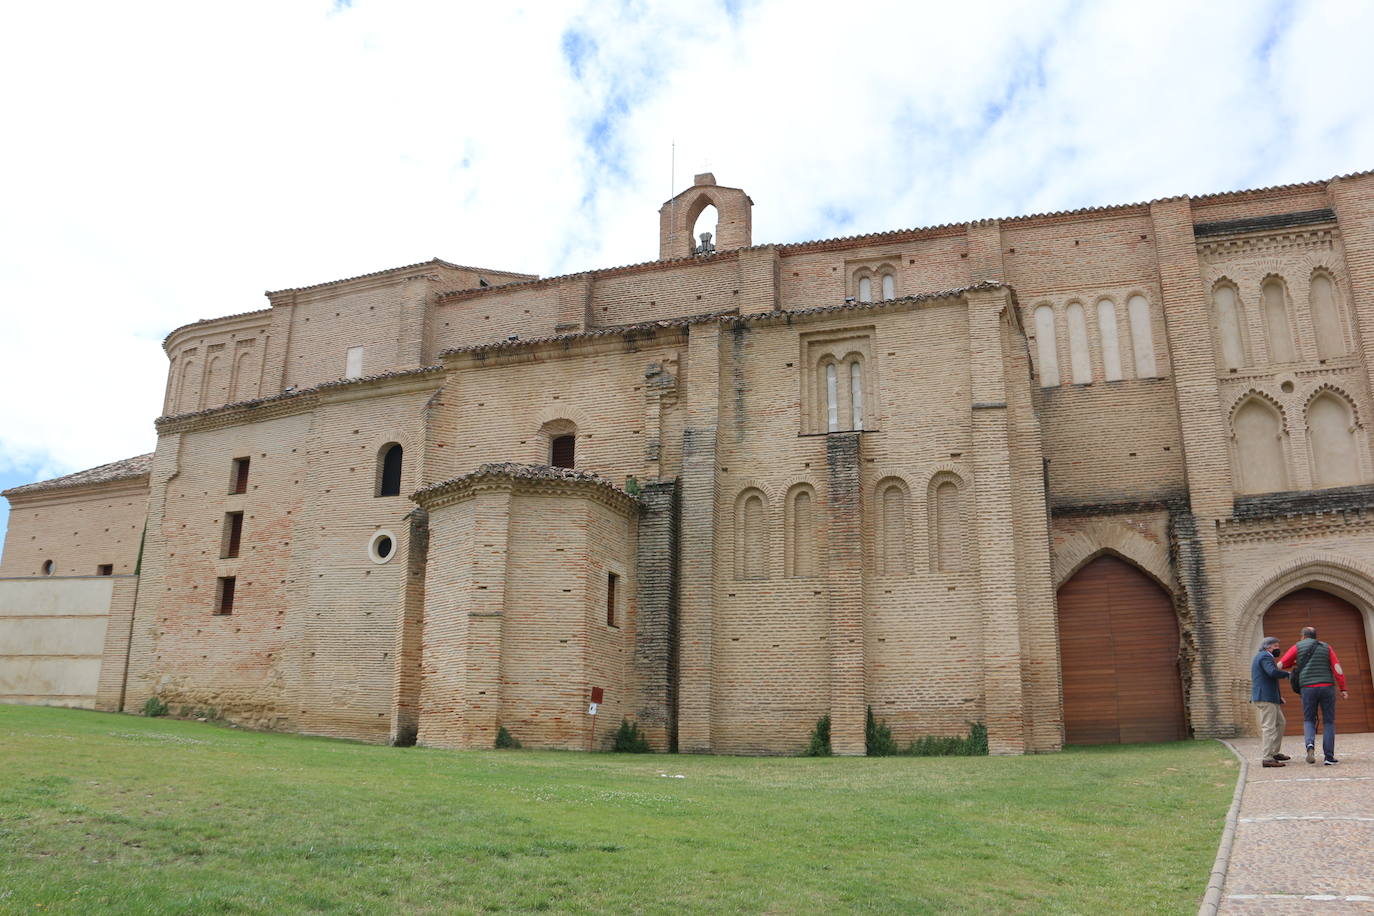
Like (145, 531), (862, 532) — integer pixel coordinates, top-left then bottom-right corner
(0, 481), (147, 579)
(10, 170), (1374, 753)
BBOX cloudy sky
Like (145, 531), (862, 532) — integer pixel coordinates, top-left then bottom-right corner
(1, 0), (1372, 546)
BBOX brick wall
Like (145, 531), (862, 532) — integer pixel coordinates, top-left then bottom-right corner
(1, 482), (148, 579)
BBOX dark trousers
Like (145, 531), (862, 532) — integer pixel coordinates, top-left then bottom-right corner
(1301, 685), (1337, 760)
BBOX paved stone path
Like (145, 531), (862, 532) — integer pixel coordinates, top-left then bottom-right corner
(1219, 731), (1374, 914)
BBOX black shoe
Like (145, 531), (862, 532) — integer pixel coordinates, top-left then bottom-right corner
(1307, 745), (1316, 764)
(1324, 758), (1339, 766)
(1273, 753), (1291, 761)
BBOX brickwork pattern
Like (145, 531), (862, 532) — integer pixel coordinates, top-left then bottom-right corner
(10, 170), (1374, 756)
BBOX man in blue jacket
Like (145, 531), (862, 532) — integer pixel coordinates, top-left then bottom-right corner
(1251, 635), (1291, 767)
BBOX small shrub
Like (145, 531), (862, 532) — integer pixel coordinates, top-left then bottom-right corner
(804, 714), (832, 756)
(865, 706), (898, 757)
(495, 726), (522, 749)
(142, 696), (169, 718)
(613, 718), (650, 753)
(902, 722), (989, 757)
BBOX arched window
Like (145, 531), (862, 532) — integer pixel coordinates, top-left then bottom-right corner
(1127, 295), (1157, 378)
(1307, 393), (1361, 489)
(1066, 302), (1091, 384)
(786, 485), (818, 577)
(1261, 278), (1296, 364)
(1033, 305), (1060, 387)
(880, 272), (896, 301)
(1232, 399), (1288, 494)
(41, 560), (54, 576)
(1309, 271), (1348, 359)
(1211, 281), (1248, 371)
(377, 443), (403, 497)
(1096, 299), (1123, 381)
(876, 480), (910, 576)
(550, 435), (575, 469)
(931, 476), (966, 572)
(824, 362), (840, 431)
(849, 360), (864, 430)
(857, 275), (872, 303)
(735, 490), (769, 580)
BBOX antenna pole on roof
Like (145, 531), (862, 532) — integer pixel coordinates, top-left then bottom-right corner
(668, 139), (676, 259)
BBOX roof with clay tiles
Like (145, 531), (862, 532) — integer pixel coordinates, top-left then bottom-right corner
(265, 257), (535, 296)
(432, 168), (1374, 301)
(411, 462), (637, 506)
(3, 453), (153, 498)
(438, 283), (1001, 360)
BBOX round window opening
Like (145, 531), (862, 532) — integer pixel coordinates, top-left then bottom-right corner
(368, 530), (396, 564)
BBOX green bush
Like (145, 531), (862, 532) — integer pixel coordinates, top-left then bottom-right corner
(804, 714), (832, 756)
(902, 722), (988, 757)
(494, 726), (522, 749)
(865, 706), (898, 757)
(142, 696), (169, 718)
(613, 718), (650, 753)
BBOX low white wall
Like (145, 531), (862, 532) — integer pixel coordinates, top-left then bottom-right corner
(0, 576), (115, 708)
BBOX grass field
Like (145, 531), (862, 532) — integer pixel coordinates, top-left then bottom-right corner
(0, 706), (1234, 914)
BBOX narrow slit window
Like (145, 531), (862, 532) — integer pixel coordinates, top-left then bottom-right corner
(230, 457), (250, 495)
(850, 361), (864, 430)
(377, 444), (403, 496)
(606, 572), (618, 627)
(550, 435), (575, 469)
(215, 576), (236, 615)
(221, 511), (244, 559)
(825, 364), (839, 431)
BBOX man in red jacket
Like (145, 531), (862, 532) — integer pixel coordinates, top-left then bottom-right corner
(1278, 626), (1350, 765)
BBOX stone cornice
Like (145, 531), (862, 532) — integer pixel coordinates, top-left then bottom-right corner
(436, 249), (743, 305)
(1218, 507), (1374, 544)
(154, 365), (446, 435)
(4, 475), (149, 507)
(412, 463), (639, 516)
(440, 284), (1001, 368)
(315, 367), (445, 404)
(163, 309), (274, 354)
(156, 389), (318, 435)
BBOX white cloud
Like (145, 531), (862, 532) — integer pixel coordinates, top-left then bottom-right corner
(1, 0), (1372, 499)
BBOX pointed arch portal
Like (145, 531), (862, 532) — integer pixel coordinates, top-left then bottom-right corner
(1056, 555), (1187, 744)
(1262, 588), (1374, 735)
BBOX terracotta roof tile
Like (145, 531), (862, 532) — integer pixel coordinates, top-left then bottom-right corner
(3, 453), (153, 498)
(266, 258), (535, 296)
(412, 462), (635, 504)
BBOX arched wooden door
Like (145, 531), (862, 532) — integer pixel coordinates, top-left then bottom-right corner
(1057, 555), (1188, 744)
(1262, 588), (1374, 735)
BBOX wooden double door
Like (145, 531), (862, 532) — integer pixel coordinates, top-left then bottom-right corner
(1263, 588), (1374, 735)
(1057, 555), (1189, 745)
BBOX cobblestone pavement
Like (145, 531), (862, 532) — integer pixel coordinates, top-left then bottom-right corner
(1219, 731), (1374, 914)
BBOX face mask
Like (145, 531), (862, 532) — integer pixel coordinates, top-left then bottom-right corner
(1272, 648), (1281, 656)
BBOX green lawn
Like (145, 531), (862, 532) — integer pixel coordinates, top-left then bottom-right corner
(0, 706), (1234, 915)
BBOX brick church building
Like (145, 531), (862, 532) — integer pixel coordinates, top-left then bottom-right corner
(4, 170), (1373, 755)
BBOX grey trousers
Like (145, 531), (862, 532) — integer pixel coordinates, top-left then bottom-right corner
(1253, 701), (1286, 760)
